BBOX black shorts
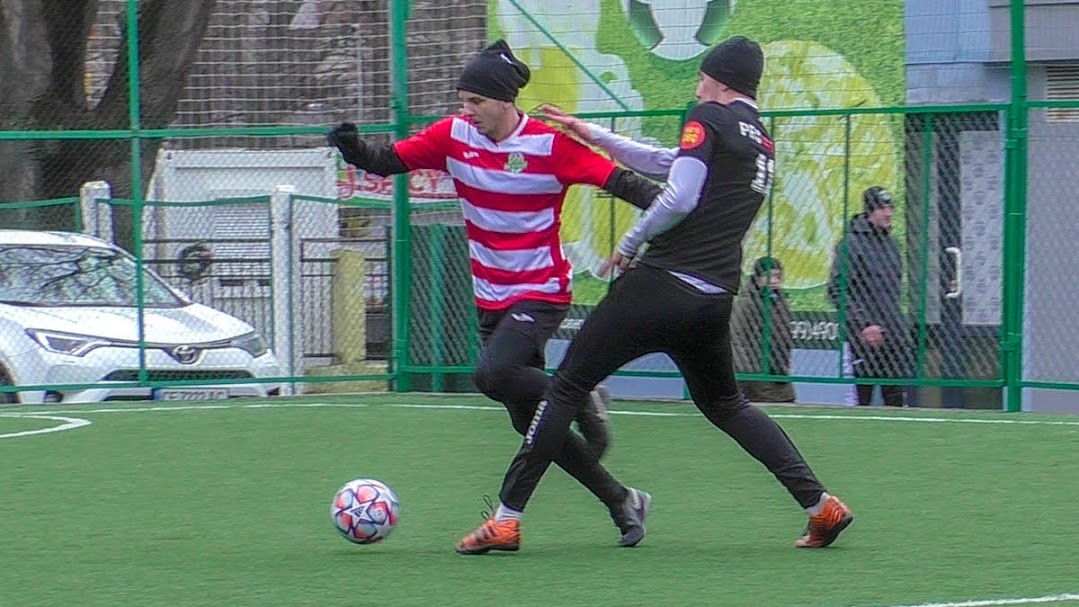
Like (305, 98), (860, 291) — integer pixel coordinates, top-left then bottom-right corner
(477, 300), (569, 369)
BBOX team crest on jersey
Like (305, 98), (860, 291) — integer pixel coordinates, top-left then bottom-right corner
(504, 152), (527, 173)
(680, 121), (706, 150)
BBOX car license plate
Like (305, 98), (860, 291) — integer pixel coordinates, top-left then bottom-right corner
(153, 388), (230, 401)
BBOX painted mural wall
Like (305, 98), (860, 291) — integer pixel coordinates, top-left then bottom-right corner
(492, 0), (906, 309)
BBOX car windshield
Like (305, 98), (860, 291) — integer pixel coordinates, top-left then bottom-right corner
(0, 245), (185, 308)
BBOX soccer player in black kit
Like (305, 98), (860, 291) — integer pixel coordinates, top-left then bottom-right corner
(456, 36), (853, 555)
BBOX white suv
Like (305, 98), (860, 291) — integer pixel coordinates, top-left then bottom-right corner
(0, 230), (281, 404)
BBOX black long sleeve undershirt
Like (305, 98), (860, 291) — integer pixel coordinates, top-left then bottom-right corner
(339, 140), (410, 177)
(603, 167), (660, 210)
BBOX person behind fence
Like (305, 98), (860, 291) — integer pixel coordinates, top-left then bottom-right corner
(326, 39), (663, 544)
(732, 256), (795, 403)
(454, 36), (853, 555)
(827, 185), (913, 407)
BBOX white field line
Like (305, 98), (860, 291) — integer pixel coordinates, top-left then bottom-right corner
(3, 401), (1079, 428)
(0, 414), (92, 439)
(868, 592), (1079, 607)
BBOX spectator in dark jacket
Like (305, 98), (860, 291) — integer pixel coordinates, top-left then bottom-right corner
(732, 257), (796, 403)
(827, 186), (912, 406)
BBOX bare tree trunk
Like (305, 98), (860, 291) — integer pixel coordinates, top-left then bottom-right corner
(0, 0), (214, 240)
(97, 0), (217, 249)
(0, 0), (54, 210)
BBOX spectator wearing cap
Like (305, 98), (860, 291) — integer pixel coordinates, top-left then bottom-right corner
(827, 186), (913, 406)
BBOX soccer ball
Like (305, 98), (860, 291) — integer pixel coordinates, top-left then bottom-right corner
(625, 0), (734, 60)
(331, 478), (400, 544)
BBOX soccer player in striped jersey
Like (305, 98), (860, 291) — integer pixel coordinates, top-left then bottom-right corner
(327, 40), (661, 550)
(457, 36), (854, 554)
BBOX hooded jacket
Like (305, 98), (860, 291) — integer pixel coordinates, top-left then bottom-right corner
(827, 213), (906, 335)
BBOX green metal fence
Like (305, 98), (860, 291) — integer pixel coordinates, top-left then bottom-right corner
(0, 0), (1075, 411)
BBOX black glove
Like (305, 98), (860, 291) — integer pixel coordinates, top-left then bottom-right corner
(327, 122), (365, 164)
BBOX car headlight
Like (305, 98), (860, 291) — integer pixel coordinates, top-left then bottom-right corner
(231, 332), (268, 358)
(26, 329), (109, 357)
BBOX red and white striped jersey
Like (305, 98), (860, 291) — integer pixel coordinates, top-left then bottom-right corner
(394, 114), (617, 310)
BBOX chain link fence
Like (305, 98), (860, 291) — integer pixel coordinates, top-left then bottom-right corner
(745, 109), (1007, 408)
(1023, 102), (1079, 388)
(0, 1), (1076, 409)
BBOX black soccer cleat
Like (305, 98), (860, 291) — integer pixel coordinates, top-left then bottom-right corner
(611, 487), (651, 547)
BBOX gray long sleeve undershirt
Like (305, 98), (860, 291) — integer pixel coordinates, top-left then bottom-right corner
(617, 155), (708, 257)
(586, 124), (678, 180)
(587, 122), (722, 293)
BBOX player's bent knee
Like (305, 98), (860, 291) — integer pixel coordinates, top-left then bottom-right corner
(698, 393), (750, 426)
(474, 360), (531, 404)
(472, 361), (508, 400)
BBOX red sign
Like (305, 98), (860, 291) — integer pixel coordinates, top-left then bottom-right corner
(336, 165), (458, 203)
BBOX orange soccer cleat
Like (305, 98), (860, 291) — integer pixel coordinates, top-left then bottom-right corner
(795, 494), (853, 548)
(455, 518), (521, 555)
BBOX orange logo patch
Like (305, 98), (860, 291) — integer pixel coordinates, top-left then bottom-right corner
(680, 121), (706, 150)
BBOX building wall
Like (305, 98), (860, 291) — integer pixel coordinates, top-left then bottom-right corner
(906, 0), (1010, 104)
(1022, 67), (1079, 396)
(908, 0), (1079, 410)
(988, 0), (1079, 62)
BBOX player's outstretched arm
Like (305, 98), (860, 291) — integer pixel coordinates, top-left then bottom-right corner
(327, 122), (409, 177)
(540, 104), (676, 180)
(553, 129), (660, 210)
(588, 125), (677, 180)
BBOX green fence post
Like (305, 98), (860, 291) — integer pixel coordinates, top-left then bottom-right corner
(835, 114), (853, 379)
(125, 0), (149, 388)
(682, 102), (695, 401)
(390, 0), (413, 392)
(916, 114), (933, 381)
(759, 116), (777, 377)
(430, 224), (446, 392)
(606, 115), (618, 294)
(1002, 0), (1028, 412)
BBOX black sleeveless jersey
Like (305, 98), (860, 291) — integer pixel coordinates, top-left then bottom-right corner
(637, 100), (774, 294)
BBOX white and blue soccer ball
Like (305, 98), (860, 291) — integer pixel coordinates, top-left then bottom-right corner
(331, 478), (400, 544)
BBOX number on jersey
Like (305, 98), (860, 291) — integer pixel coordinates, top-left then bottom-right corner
(751, 153), (775, 195)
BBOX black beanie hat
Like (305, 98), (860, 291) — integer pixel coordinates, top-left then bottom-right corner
(456, 39), (531, 102)
(700, 36), (764, 98)
(863, 186), (894, 211)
